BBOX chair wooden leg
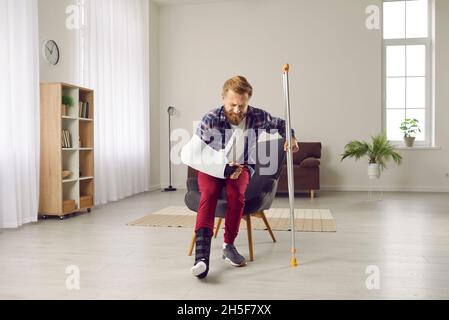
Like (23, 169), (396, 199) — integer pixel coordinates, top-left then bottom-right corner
(310, 190), (315, 199)
(245, 215), (254, 262)
(260, 212), (277, 243)
(188, 232), (196, 256)
(214, 217), (222, 238)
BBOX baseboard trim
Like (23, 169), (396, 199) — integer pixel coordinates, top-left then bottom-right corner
(154, 184), (186, 191)
(320, 185), (449, 193)
(148, 184), (161, 192)
(168, 183), (449, 193)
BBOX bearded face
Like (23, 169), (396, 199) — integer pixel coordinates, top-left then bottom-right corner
(222, 90), (249, 125)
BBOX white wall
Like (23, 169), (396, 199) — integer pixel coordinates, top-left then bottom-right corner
(433, 0), (449, 190)
(158, 0), (449, 192)
(38, 0), (80, 84)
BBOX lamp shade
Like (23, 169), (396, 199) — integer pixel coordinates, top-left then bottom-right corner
(167, 106), (176, 116)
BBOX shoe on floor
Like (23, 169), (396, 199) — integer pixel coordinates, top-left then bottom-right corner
(191, 260), (208, 278)
(222, 243), (247, 267)
(191, 227), (213, 279)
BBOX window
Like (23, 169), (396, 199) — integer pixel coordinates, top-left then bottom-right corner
(382, 0), (433, 145)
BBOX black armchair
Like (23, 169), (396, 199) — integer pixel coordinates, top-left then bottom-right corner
(185, 137), (287, 261)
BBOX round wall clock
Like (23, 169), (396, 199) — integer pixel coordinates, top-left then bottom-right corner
(42, 40), (60, 65)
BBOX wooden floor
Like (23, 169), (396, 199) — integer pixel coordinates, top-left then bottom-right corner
(0, 190), (448, 300)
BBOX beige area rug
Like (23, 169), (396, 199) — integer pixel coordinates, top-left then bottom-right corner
(128, 206), (336, 232)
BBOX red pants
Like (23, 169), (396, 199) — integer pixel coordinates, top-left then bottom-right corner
(195, 167), (250, 244)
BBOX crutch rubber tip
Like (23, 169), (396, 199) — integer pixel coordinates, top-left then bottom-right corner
(290, 257), (298, 267)
(283, 64), (290, 73)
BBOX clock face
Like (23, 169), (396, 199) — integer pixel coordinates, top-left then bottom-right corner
(43, 40), (60, 65)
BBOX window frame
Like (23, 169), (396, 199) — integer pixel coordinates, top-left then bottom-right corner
(382, 0), (434, 146)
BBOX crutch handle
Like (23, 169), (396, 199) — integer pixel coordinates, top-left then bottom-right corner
(283, 63), (290, 73)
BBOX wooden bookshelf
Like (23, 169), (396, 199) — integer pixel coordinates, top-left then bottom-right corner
(39, 83), (95, 220)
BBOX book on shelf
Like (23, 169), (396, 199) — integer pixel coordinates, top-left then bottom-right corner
(79, 101), (90, 119)
(62, 129), (66, 148)
(62, 130), (67, 148)
(68, 130), (72, 147)
(61, 129), (73, 148)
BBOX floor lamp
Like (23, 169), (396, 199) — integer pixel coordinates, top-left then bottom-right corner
(164, 106), (177, 192)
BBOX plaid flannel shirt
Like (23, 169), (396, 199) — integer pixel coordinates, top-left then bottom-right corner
(195, 105), (296, 177)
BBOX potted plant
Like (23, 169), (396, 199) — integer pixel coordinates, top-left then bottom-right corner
(400, 118), (421, 147)
(62, 95), (74, 116)
(341, 132), (402, 179)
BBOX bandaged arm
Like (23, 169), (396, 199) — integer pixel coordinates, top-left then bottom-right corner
(181, 134), (229, 179)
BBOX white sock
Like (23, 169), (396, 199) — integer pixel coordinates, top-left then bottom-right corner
(223, 242), (231, 249)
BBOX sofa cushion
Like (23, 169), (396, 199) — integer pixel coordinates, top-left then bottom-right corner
(293, 142), (322, 164)
(300, 157), (320, 168)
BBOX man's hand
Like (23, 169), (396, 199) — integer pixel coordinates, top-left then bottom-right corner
(228, 161), (244, 180)
(284, 137), (299, 153)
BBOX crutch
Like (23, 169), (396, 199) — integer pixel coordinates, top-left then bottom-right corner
(282, 64), (298, 267)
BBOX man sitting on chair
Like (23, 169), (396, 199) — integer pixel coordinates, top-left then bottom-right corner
(181, 75), (299, 279)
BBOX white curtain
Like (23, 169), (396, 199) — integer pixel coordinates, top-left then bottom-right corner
(82, 0), (150, 204)
(0, 0), (40, 228)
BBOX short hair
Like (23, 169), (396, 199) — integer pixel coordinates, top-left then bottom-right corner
(222, 76), (253, 98)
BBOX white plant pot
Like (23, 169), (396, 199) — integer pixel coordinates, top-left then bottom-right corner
(368, 163), (380, 180)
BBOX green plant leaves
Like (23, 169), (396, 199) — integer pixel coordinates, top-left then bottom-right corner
(400, 118), (421, 137)
(62, 95), (74, 106)
(341, 132), (402, 172)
